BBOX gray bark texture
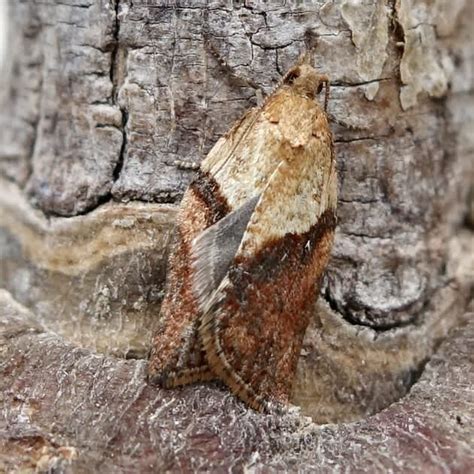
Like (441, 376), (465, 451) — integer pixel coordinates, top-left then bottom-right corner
(0, 0), (473, 472)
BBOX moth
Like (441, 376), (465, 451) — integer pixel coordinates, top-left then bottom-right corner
(147, 54), (337, 411)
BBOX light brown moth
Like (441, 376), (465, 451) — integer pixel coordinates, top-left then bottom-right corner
(147, 54), (337, 411)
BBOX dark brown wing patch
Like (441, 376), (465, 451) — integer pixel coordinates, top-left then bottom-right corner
(200, 209), (336, 410)
(190, 170), (231, 224)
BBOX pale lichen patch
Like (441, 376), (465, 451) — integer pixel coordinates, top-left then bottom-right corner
(396, 0), (466, 110)
(341, 0), (389, 101)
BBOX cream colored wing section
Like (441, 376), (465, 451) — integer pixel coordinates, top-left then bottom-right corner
(200, 90), (321, 212)
(236, 115), (336, 260)
(200, 108), (277, 210)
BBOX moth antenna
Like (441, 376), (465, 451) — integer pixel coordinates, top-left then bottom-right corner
(324, 79), (330, 112)
(302, 31), (329, 109)
(255, 89), (264, 107)
(296, 50), (314, 67)
(204, 36), (263, 105)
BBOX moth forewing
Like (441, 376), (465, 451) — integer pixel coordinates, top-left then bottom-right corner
(148, 58), (337, 412)
(198, 71), (336, 410)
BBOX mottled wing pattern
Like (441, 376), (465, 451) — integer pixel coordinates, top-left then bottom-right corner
(199, 92), (337, 410)
(147, 171), (230, 386)
(147, 104), (269, 385)
(149, 59), (337, 411)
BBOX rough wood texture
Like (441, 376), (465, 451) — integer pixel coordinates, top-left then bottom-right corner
(1, 291), (473, 472)
(0, 0), (473, 469)
(0, 178), (174, 358)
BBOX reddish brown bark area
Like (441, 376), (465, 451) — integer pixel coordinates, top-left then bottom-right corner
(1, 292), (473, 472)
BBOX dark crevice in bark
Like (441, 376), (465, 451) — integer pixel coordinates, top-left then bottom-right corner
(331, 77), (393, 87)
(110, 0), (127, 186)
(464, 186), (474, 230)
(111, 2), (124, 101)
(389, 0), (406, 90)
(54, 1), (93, 9)
(334, 134), (391, 144)
(323, 276), (466, 335)
(113, 108), (128, 183)
(249, 39), (295, 51)
(322, 285), (419, 332)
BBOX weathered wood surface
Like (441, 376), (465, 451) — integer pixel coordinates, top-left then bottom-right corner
(1, 291), (473, 472)
(0, 0), (473, 470)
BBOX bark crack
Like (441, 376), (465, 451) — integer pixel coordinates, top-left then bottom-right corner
(110, 0), (127, 188)
(331, 77), (392, 87)
(334, 134), (391, 143)
(322, 284), (419, 332)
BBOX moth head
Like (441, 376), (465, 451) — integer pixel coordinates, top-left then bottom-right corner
(283, 64), (330, 110)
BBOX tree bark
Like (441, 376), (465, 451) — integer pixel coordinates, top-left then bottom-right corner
(0, 0), (473, 471)
(1, 290), (473, 472)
